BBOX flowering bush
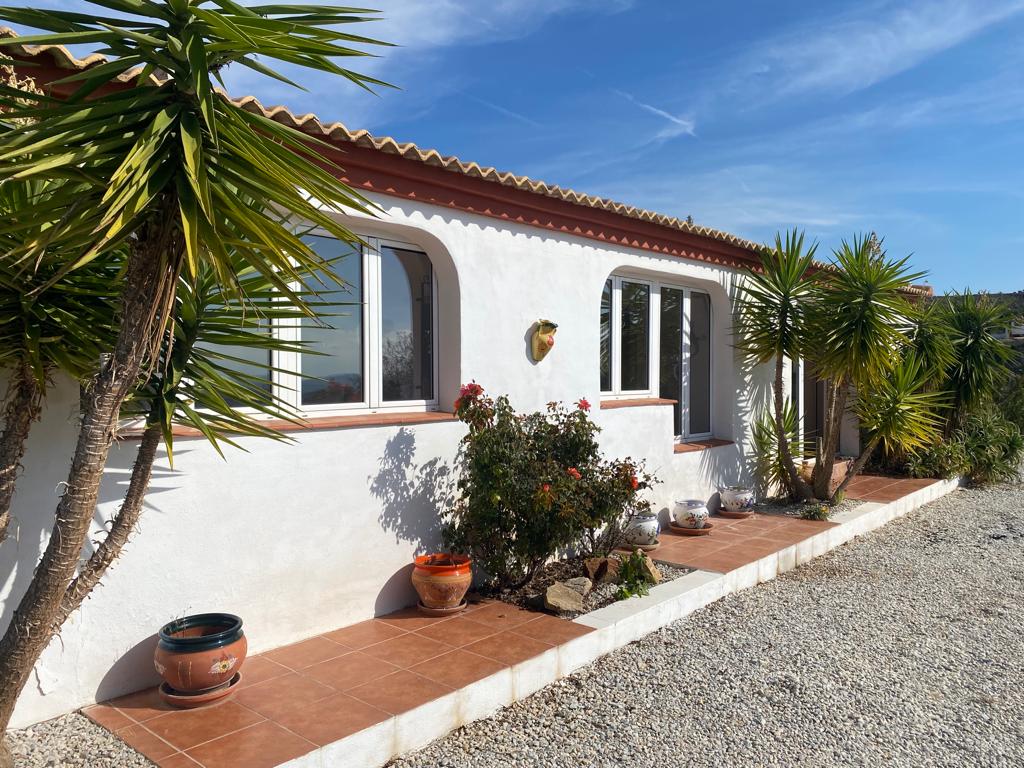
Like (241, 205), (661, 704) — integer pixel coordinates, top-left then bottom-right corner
(445, 384), (657, 589)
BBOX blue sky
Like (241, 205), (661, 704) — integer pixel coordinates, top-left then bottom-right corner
(8, 0), (1024, 292)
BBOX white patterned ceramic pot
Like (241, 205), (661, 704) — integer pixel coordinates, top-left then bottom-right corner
(673, 499), (709, 529)
(720, 486), (755, 512)
(623, 512), (660, 546)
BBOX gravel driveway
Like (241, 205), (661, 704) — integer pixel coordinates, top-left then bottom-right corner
(9, 481), (1022, 767)
(392, 482), (1024, 768)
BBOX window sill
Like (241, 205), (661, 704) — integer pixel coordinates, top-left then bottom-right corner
(674, 438), (734, 454)
(119, 411), (458, 439)
(600, 397), (677, 410)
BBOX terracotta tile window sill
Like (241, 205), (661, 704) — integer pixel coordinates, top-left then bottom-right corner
(600, 397), (677, 410)
(119, 411), (457, 439)
(674, 438), (734, 454)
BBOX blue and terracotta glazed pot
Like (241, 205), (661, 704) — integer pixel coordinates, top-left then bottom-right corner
(154, 613), (246, 694)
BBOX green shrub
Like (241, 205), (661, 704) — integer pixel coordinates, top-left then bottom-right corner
(907, 440), (967, 479)
(957, 410), (1024, 485)
(444, 384), (656, 589)
(908, 409), (1023, 484)
(615, 550), (652, 600)
(799, 504), (831, 521)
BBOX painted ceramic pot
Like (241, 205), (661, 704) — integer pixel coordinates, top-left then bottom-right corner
(673, 499), (709, 529)
(720, 486), (755, 512)
(154, 613), (246, 694)
(623, 512), (660, 546)
(411, 553), (473, 609)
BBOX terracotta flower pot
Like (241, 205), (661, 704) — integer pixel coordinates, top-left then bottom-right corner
(411, 554), (472, 610)
(154, 613), (247, 695)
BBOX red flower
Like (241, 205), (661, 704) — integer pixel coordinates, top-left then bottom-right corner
(453, 397), (463, 411)
(542, 483), (551, 493)
(567, 467), (581, 480)
(629, 475), (639, 490)
(459, 382), (484, 399)
(576, 397), (591, 412)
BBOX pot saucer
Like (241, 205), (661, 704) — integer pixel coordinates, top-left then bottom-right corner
(417, 600), (468, 617)
(717, 508), (754, 519)
(616, 539), (660, 553)
(159, 672), (241, 709)
(669, 520), (714, 536)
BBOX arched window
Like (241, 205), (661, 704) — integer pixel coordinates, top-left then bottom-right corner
(600, 276), (712, 439)
(208, 233), (438, 416)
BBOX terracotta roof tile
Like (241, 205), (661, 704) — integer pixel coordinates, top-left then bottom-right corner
(1, 27), (762, 254)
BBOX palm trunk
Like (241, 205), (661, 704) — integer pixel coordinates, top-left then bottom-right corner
(54, 424), (162, 628)
(774, 354), (813, 501)
(0, 216), (179, 737)
(0, 362), (44, 544)
(812, 379), (848, 499)
(832, 434), (880, 503)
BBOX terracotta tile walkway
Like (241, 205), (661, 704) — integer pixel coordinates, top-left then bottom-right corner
(83, 602), (590, 768)
(843, 475), (938, 502)
(83, 473), (939, 768)
(655, 512), (835, 572)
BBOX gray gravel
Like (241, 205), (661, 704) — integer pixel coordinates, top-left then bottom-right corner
(391, 481), (1024, 768)
(7, 712), (154, 768)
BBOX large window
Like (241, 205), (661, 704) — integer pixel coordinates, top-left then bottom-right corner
(215, 234), (437, 416)
(601, 276), (713, 438)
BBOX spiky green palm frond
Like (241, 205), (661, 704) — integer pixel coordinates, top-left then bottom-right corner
(940, 291), (1014, 415)
(809, 234), (924, 388)
(0, 1), (389, 304)
(854, 355), (944, 456)
(735, 228), (817, 364)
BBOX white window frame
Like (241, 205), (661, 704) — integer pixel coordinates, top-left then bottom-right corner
(601, 274), (713, 440)
(603, 275), (656, 398)
(273, 232), (440, 417)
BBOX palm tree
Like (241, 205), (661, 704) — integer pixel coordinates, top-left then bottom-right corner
(0, 248), (120, 542)
(838, 355), (944, 497)
(0, 64), (121, 543)
(940, 291), (1014, 432)
(804, 235), (924, 499)
(57, 251), (345, 629)
(735, 229), (816, 500)
(0, 0), (389, 745)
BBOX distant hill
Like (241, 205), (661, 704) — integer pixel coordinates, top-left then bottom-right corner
(933, 291), (1024, 319)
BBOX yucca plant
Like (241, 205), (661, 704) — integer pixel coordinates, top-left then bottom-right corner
(803, 235), (924, 499)
(939, 291), (1014, 432)
(0, 247), (121, 543)
(841, 356), (945, 497)
(0, 66), (121, 543)
(751, 399), (803, 499)
(55, 252), (348, 629)
(735, 229), (817, 500)
(0, 0), (389, 744)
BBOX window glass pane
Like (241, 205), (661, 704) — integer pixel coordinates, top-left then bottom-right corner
(660, 287), (684, 435)
(620, 281), (650, 391)
(381, 246), (433, 402)
(600, 279), (612, 391)
(300, 236), (363, 405)
(688, 291), (712, 434)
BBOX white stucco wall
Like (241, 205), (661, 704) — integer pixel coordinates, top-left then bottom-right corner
(1, 193), (775, 727)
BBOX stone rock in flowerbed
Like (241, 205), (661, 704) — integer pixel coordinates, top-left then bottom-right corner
(584, 556), (621, 584)
(544, 582), (585, 613)
(640, 555), (662, 585)
(563, 576), (593, 596)
(489, 555), (692, 618)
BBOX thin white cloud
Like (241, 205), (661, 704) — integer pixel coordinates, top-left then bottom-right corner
(734, 0), (1024, 98)
(615, 89), (696, 140)
(465, 95), (541, 128)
